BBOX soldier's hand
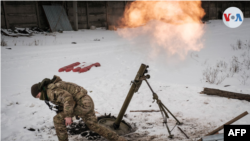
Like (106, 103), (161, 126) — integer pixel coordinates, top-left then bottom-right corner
(65, 117), (72, 126)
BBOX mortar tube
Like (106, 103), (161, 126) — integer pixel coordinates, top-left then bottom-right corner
(113, 64), (147, 129)
(113, 83), (137, 129)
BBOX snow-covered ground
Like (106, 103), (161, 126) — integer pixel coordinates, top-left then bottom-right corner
(1, 19), (250, 141)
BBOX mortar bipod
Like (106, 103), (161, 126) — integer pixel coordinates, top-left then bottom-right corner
(141, 74), (183, 138)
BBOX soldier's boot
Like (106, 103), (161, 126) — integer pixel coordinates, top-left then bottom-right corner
(82, 113), (127, 141)
(53, 113), (69, 141)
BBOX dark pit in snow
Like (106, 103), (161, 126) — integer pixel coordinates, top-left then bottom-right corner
(67, 114), (135, 140)
(67, 120), (101, 140)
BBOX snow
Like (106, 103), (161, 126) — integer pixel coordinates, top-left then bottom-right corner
(1, 19), (250, 141)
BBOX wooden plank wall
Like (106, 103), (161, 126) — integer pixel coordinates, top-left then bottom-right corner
(66, 1), (125, 29)
(202, 1), (250, 21)
(67, 1), (108, 29)
(0, 0), (125, 29)
(3, 1), (38, 28)
(1, 1), (250, 29)
(107, 1), (125, 26)
(67, 1), (86, 29)
(1, 1), (6, 28)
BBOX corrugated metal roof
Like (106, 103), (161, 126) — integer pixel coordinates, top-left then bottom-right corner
(202, 133), (224, 141)
(42, 5), (73, 32)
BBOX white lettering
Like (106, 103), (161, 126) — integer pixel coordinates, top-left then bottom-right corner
(228, 129), (235, 136)
(241, 129), (246, 136)
(235, 129), (240, 136)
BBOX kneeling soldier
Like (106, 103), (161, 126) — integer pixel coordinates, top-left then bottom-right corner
(31, 75), (127, 141)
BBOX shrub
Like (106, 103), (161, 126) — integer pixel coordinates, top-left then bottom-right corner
(239, 71), (249, 85)
(203, 67), (226, 85)
(243, 57), (250, 70)
(230, 56), (240, 76)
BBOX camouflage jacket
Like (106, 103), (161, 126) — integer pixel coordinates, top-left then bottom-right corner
(46, 75), (88, 117)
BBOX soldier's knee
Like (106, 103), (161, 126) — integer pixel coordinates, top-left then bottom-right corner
(56, 129), (69, 141)
(53, 114), (64, 124)
(58, 127), (67, 132)
(117, 136), (127, 141)
(86, 122), (98, 131)
(84, 116), (98, 128)
(53, 115), (59, 123)
(107, 132), (116, 139)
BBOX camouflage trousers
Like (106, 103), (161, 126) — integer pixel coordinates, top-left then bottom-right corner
(53, 95), (127, 141)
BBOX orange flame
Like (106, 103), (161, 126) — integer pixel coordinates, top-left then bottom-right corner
(117, 1), (206, 59)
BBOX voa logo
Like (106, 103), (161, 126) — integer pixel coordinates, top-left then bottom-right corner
(223, 7), (244, 28)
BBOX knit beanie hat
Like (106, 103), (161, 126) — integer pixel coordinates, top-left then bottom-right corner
(31, 84), (40, 98)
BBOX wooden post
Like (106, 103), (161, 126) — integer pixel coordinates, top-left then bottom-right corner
(124, 1), (126, 11)
(200, 87), (250, 102)
(244, 1), (246, 17)
(105, 1), (109, 29)
(208, 1), (210, 20)
(221, 1), (223, 18)
(86, 1), (89, 29)
(2, 1), (9, 29)
(63, 2), (66, 10)
(216, 1), (217, 19)
(35, 1), (41, 28)
(73, 1), (78, 31)
(65, 1), (68, 16)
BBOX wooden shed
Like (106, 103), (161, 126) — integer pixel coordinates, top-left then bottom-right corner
(201, 1), (250, 20)
(1, 1), (250, 30)
(1, 1), (126, 30)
